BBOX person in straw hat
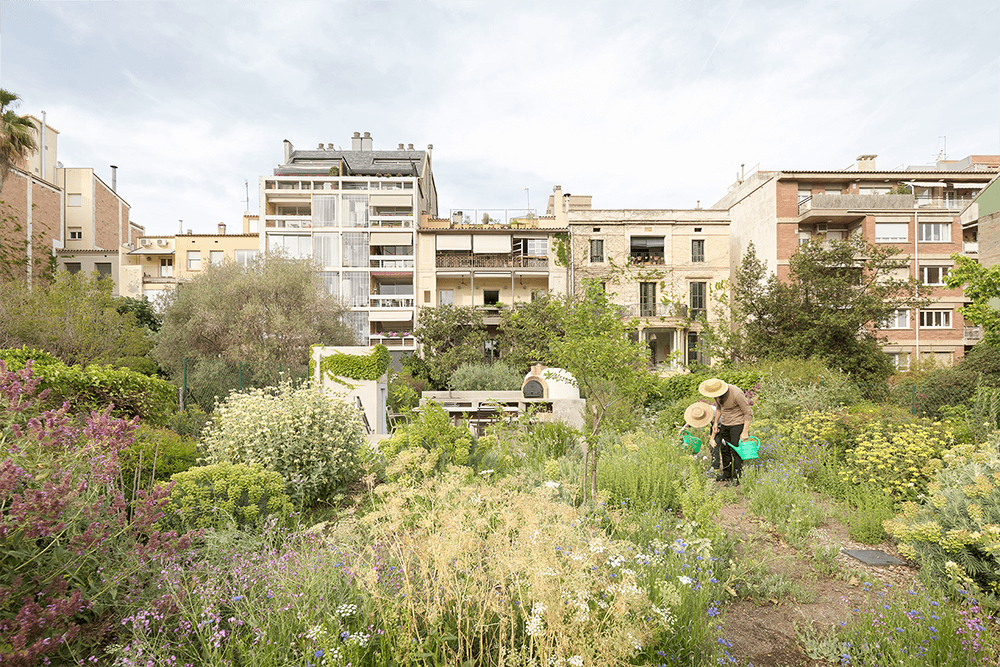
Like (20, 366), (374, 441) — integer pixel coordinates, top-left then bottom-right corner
(698, 378), (753, 485)
(682, 402), (714, 432)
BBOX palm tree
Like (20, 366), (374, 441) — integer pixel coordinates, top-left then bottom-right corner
(0, 89), (37, 186)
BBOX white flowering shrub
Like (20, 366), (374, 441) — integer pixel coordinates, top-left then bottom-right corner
(201, 380), (368, 506)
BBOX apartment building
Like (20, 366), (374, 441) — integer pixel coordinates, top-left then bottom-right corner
(961, 173), (1000, 267)
(415, 208), (570, 326)
(549, 187), (730, 369)
(715, 154), (999, 367)
(259, 132), (437, 352)
(119, 222), (260, 303)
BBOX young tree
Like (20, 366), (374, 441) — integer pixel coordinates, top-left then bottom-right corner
(720, 238), (927, 384)
(550, 280), (654, 499)
(944, 254), (1000, 345)
(0, 89), (36, 185)
(153, 255), (354, 376)
(412, 304), (489, 389)
(0, 271), (153, 370)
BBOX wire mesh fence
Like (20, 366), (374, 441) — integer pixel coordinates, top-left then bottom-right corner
(177, 358), (309, 413)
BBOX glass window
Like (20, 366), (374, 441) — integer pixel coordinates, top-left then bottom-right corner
(639, 282), (656, 316)
(884, 309), (909, 329)
(919, 223), (951, 243)
(630, 237), (665, 264)
(313, 233), (339, 268)
(691, 239), (705, 263)
(320, 271), (339, 296)
(64, 262), (81, 274)
(268, 234), (311, 259)
(525, 238), (547, 256)
(69, 228), (83, 240)
(210, 250), (224, 265)
(919, 310), (951, 328)
(234, 249), (258, 266)
(921, 266), (949, 285)
(343, 195), (369, 228)
(887, 352), (910, 371)
(690, 282), (707, 318)
(342, 232), (369, 267)
(159, 258), (173, 278)
(484, 290), (500, 306)
(95, 262), (112, 277)
(590, 239), (604, 263)
(187, 251), (201, 270)
(342, 272), (369, 307)
(312, 194), (338, 227)
(875, 223), (908, 242)
(438, 289), (454, 305)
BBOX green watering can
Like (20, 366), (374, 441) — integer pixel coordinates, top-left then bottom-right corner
(679, 429), (701, 454)
(728, 435), (761, 461)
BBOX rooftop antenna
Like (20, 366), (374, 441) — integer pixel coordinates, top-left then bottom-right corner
(938, 135), (947, 161)
(244, 179), (250, 212)
(524, 187), (529, 210)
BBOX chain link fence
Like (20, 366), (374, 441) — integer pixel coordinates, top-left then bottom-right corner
(177, 358), (309, 413)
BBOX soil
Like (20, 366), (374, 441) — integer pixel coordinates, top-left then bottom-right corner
(713, 491), (921, 667)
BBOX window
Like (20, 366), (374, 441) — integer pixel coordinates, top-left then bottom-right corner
(884, 309), (909, 329)
(630, 237), (664, 264)
(826, 187), (841, 195)
(64, 262), (81, 274)
(268, 234), (311, 259)
(438, 290), (453, 305)
(887, 353), (910, 371)
(875, 223), (908, 242)
(590, 239), (604, 263)
(342, 232), (369, 267)
(525, 238), (547, 256)
(210, 250), (224, 265)
(69, 228), (83, 240)
(424, 290), (431, 304)
(919, 223), (951, 243)
(187, 251), (201, 270)
(95, 262), (112, 277)
(320, 271), (339, 296)
(234, 249), (257, 266)
(798, 188), (811, 203)
(919, 310), (951, 328)
(690, 282), (707, 318)
(276, 205), (311, 216)
(639, 282), (657, 317)
(687, 332), (710, 366)
(343, 195), (369, 228)
(67, 194), (82, 207)
(922, 266), (949, 285)
(484, 290), (500, 306)
(312, 233), (339, 267)
(159, 258), (173, 278)
(691, 239), (705, 263)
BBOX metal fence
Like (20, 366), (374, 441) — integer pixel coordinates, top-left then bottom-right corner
(177, 358), (309, 413)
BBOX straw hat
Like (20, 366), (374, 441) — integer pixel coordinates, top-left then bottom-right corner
(684, 402), (713, 428)
(698, 378), (729, 398)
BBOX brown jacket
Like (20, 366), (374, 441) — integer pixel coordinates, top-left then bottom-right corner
(713, 385), (753, 427)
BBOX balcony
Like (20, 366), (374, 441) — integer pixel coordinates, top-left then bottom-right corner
(965, 326), (984, 342)
(265, 215), (312, 229)
(436, 253), (548, 269)
(448, 208), (536, 226)
(370, 296), (415, 308)
(369, 334), (416, 349)
(629, 252), (665, 266)
(964, 241), (979, 254)
(368, 215), (414, 229)
(621, 303), (689, 318)
(370, 256), (414, 269)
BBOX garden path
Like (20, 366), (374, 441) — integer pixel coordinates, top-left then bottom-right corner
(714, 495), (920, 666)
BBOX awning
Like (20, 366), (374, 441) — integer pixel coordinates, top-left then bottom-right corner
(475, 272), (512, 278)
(370, 232), (412, 245)
(369, 194), (413, 207)
(436, 234), (472, 251)
(473, 234), (511, 253)
(369, 310), (414, 322)
(905, 182), (946, 188)
(128, 248), (174, 255)
(950, 183), (985, 189)
(436, 270), (471, 275)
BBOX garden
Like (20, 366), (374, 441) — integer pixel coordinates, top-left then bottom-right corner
(3, 343), (1000, 667)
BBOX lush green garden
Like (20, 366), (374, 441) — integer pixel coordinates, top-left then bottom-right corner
(3, 346), (1000, 667)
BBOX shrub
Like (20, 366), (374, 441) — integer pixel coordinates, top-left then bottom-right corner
(200, 380), (368, 507)
(164, 463), (293, 531)
(647, 369), (763, 409)
(0, 347), (176, 424)
(387, 368), (428, 415)
(449, 362), (523, 391)
(0, 361), (193, 666)
(741, 461), (825, 547)
(379, 400), (474, 477)
(749, 358), (860, 420)
(471, 408), (580, 476)
(840, 419), (954, 499)
(120, 425), (200, 493)
(885, 445), (1000, 608)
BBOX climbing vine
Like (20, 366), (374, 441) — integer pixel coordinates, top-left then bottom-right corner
(316, 344), (391, 382)
(552, 232), (570, 267)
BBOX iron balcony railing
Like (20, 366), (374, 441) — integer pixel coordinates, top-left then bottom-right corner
(436, 253), (548, 269)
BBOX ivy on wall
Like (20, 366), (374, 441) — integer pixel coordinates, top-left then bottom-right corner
(314, 344), (391, 383)
(552, 233), (570, 267)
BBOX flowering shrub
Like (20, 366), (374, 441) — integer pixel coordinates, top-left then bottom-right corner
(0, 361), (194, 666)
(165, 462), (293, 531)
(379, 400), (473, 475)
(886, 445), (1000, 608)
(840, 419), (953, 499)
(201, 380), (368, 507)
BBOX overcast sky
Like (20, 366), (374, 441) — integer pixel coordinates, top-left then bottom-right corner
(2, 1), (999, 236)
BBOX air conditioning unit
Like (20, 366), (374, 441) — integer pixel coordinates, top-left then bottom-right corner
(140, 239), (151, 247)
(816, 223), (828, 233)
(156, 239), (168, 247)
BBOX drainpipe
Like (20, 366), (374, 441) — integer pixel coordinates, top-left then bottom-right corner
(40, 111), (46, 180)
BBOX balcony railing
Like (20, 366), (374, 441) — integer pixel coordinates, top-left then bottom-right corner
(369, 335), (417, 348)
(265, 216), (312, 229)
(620, 303), (689, 318)
(799, 193), (977, 215)
(448, 208), (536, 225)
(629, 252), (666, 265)
(369, 296), (415, 308)
(370, 256), (415, 269)
(965, 326), (984, 341)
(368, 217), (414, 228)
(964, 241), (979, 254)
(436, 253), (548, 269)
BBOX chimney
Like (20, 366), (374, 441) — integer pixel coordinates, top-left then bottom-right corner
(327, 143), (334, 149)
(283, 139), (293, 164)
(856, 154), (878, 172)
(187, 229), (193, 235)
(361, 132), (373, 151)
(317, 143), (324, 149)
(398, 143), (405, 150)
(351, 132), (362, 151)
(110, 165), (117, 192)
(452, 210), (463, 224)
(407, 143), (414, 150)
(427, 144), (433, 161)
(218, 223), (226, 235)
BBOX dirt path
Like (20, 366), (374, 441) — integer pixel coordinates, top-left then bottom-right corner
(714, 496), (921, 666)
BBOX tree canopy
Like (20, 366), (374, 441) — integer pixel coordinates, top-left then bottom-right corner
(0, 89), (36, 185)
(944, 254), (1000, 346)
(719, 237), (927, 384)
(153, 255), (355, 375)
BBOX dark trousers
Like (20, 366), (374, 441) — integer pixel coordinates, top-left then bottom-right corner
(713, 423), (744, 479)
